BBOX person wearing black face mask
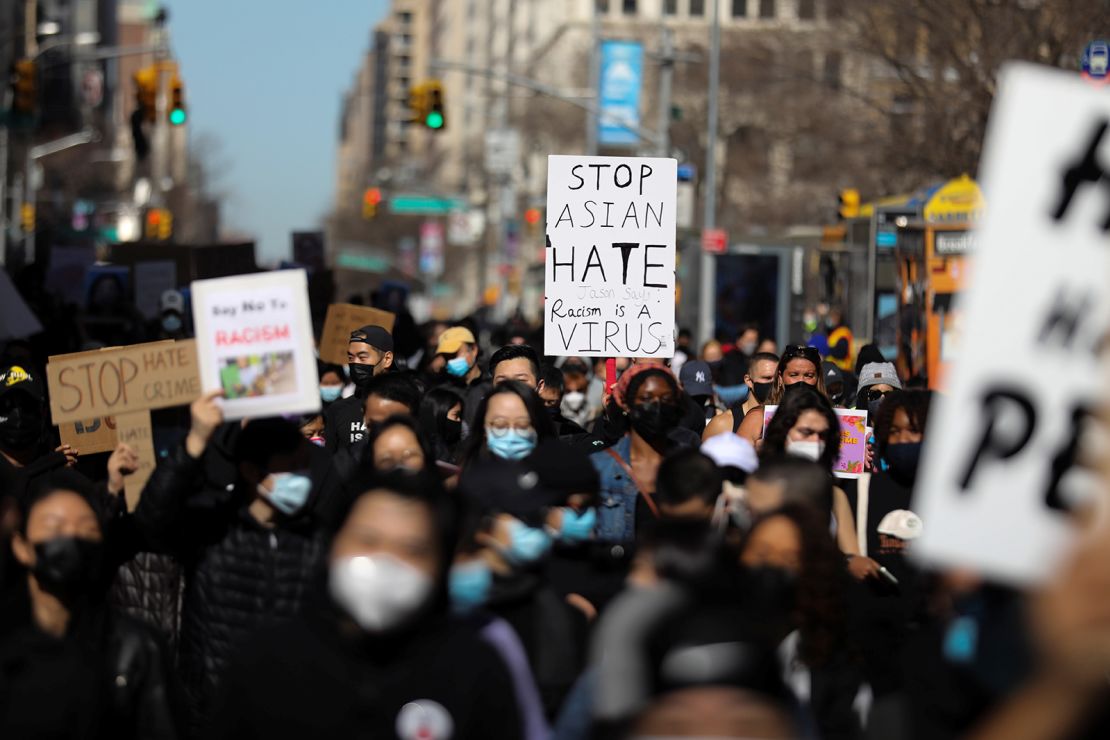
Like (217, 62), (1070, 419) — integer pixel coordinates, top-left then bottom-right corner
(841, 389), (932, 702)
(418, 386), (466, 466)
(536, 364), (604, 454)
(0, 473), (180, 738)
(702, 352), (779, 442)
(0, 365), (80, 504)
(323, 325), (395, 453)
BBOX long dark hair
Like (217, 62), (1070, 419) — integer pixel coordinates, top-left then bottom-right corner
(364, 414), (436, 474)
(742, 503), (848, 668)
(418, 387), (464, 463)
(762, 384), (841, 471)
(873, 389), (933, 460)
(458, 381), (555, 467)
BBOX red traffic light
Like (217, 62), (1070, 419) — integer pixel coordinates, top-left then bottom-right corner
(364, 187), (382, 206)
(524, 208), (541, 226)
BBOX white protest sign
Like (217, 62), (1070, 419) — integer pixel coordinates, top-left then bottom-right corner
(190, 270), (320, 421)
(913, 63), (1110, 585)
(545, 155), (677, 358)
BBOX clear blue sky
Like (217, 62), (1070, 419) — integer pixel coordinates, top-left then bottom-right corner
(167, 1), (389, 263)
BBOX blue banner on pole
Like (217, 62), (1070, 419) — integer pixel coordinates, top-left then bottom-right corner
(599, 40), (644, 147)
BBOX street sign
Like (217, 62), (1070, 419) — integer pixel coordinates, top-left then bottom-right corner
(701, 228), (727, 254)
(389, 194), (466, 215)
(913, 63), (1110, 585)
(484, 129), (520, 176)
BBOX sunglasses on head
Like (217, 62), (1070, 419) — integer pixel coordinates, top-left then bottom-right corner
(782, 345), (821, 364)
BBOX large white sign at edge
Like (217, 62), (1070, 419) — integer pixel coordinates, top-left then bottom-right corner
(913, 63), (1110, 585)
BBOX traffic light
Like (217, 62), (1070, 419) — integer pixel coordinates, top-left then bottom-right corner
(20, 204), (34, 233)
(838, 188), (860, 220)
(524, 208), (541, 234)
(144, 208), (173, 241)
(424, 80), (445, 130)
(134, 65), (157, 122)
(363, 187), (382, 219)
(169, 75), (186, 126)
(11, 58), (36, 115)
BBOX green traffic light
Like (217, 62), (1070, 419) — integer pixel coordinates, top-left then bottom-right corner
(169, 108), (187, 126)
(425, 110), (444, 129)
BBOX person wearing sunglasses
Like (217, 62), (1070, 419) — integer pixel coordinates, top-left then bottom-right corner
(734, 345), (829, 449)
(855, 362), (902, 420)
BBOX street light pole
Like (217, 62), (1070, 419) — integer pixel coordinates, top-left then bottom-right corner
(697, 0), (721, 347)
(586, 1), (600, 156)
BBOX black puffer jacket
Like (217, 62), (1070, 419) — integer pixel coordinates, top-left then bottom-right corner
(110, 552), (183, 653)
(133, 443), (325, 735)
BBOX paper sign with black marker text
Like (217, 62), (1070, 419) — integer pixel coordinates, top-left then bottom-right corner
(191, 270), (320, 421)
(913, 63), (1110, 584)
(545, 155), (677, 358)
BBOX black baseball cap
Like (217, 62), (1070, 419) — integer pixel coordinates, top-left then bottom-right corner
(0, 365), (45, 404)
(349, 325), (394, 353)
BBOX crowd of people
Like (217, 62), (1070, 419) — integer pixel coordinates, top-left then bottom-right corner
(2, 308), (1110, 739)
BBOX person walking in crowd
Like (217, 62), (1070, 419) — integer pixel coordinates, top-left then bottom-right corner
(0, 365), (79, 504)
(736, 344), (827, 447)
(211, 470), (524, 739)
(131, 392), (326, 735)
(557, 358), (594, 429)
(0, 472), (180, 738)
(322, 324), (394, 453)
(316, 362), (348, 409)
(538, 364), (604, 451)
(703, 351), (779, 441)
(418, 386), (465, 466)
(679, 360), (719, 428)
(856, 361), (903, 419)
(367, 415), (432, 474)
(826, 307), (855, 373)
(458, 381), (555, 467)
(435, 325), (489, 429)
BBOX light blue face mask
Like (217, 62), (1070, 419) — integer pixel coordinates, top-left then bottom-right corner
(161, 313), (183, 333)
(558, 507), (597, 544)
(449, 560), (493, 612)
(319, 385), (343, 403)
(486, 428), (537, 460)
(259, 472), (313, 515)
(446, 356), (471, 377)
(506, 519), (553, 564)
(715, 384), (749, 406)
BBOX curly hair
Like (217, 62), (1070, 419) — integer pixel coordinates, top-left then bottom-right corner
(742, 503), (848, 668)
(761, 385), (841, 472)
(873, 389), (933, 460)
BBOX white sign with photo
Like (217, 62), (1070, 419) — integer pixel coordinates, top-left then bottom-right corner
(190, 270), (320, 421)
(544, 155), (677, 358)
(913, 63), (1110, 585)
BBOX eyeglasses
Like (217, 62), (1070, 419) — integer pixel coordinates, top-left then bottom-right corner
(862, 387), (894, 403)
(782, 345), (821, 364)
(486, 419), (535, 437)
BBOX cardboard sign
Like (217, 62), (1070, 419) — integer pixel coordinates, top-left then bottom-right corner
(914, 64), (1110, 584)
(318, 303), (397, 366)
(191, 270), (320, 421)
(116, 410), (156, 512)
(544, 155), (677, 358)
(59, 417), (118, 455)
(47, 340), (200, 425)
(763, 405), (868, 479)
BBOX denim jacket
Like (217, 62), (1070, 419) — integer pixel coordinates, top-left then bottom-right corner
(590, 436), (639, 543)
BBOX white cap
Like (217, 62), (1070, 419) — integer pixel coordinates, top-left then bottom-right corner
(876, 509), (923, 540)
(701, 432), (759, 474)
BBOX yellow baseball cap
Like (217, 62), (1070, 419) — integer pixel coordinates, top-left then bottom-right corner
(436, 326), (477, 355)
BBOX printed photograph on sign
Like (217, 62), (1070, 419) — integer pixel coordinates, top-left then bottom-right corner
(191, 270), (320, 420)
(544, 155), (677, 359)
(219, 352), (297, 400)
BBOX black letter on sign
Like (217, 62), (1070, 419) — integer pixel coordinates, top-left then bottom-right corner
(1051, 119), (1110, 231)
(643, 244), (668, 288)
(551, 243), (575, 282)
(612, 243), (639, 284)
(1037, 287), (1094, 350)
(1044, 403), (1094, 513)
(958, 388), (1037, 491)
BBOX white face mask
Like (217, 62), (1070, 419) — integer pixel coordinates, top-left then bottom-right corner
(562, 391), (587, 411)
(329, 554), (432, 632)
(786, 439), (825, 462)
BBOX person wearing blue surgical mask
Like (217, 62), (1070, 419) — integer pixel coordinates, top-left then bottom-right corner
(130, 392), (326, 735)
(458, 382), (556, 469)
